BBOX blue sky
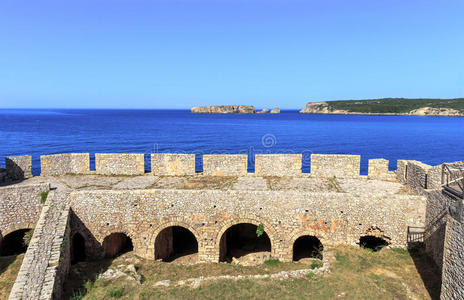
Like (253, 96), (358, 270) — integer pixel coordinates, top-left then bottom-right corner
(1, 0), (463, 109)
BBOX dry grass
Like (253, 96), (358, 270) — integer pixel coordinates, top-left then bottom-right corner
(0, 254), (24, 300)
(65, 245), (441, 300)
(150, 176), (237, 190)
(396, 185), (418, 195)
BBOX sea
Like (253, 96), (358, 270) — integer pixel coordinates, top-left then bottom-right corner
(1, 109), (464, 176)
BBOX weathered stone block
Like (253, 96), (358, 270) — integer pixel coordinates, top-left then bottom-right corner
(396, 160), (408, 183)
(151, 154), (195, 176)
(6, 155), (32, 180)
(41, 153), (89, 176)
(203, 155), (248, 176)
(405, 160), (431, 192)
(95, 153), (144, 175)
(368, 158), (389, 180)
(310, 154), (360, 178)
(255, 154), (302, 176)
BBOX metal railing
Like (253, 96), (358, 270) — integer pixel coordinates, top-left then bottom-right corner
(441, 163), (464, 222)
(442, 163), (464, 199)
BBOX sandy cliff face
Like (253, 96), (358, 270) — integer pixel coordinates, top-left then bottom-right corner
(408, 107), (463, 116)
(299, 102), (349, 114)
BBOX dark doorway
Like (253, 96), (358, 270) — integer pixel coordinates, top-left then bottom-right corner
(155, 226), (198, 262)
(360, 235), (389, 251)
(0, 229), (31, 256)
(71, 233), (87, 264)
(293, 235), (323, 261)
(219, 223), (271, 262)
(102, 233), (133, 258)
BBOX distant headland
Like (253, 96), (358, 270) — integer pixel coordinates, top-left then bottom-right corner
(300, 98), (464, 116)
(191, 98), (464, 116)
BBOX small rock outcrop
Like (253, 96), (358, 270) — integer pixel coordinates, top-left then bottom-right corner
(191, 105), (256, 114)
(257, 109), (270, 114)
(270, 108), (280, 114)
(238, 105), (256, 114)
(409, 107), (463, 116)
(191, 105), (238, 114)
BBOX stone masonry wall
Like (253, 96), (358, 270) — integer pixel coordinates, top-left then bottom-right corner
(254, 154), (302, 176)
(368, 159), (390, 180)
(95, 153), (145, 175)
(440, 215), (464, 300)
(202, 155), (248, 176)
(396, 160), (408, 184)
(151, 154), (195, 176)
(0, 183), (49, 240)
(423, 190), (454, 269)
(5, 155), (32, 180)
(8, 191), (71, 300)
(69, 189), (425, 263)
(310, 154), (361, 178)
(404, 160), (431, 193)
(41, 153), (90, 176)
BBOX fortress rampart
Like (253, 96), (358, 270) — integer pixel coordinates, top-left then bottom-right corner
(3, 153), (392, 179)
(0, 152), (463, 299)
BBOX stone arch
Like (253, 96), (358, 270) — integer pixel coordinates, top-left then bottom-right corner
(0, 228), (33, 256)
(288, 230), (330, 262)
(148, 221), (201, 261)
(71, 232), (86, 264)
(292, 236), (324, 261)
(102, 232), (134, 258)
(97, 226), (136, 251)
(215, 218), (278, 262)
(359, 226), (391, 251)
(155, 226), (199, 262)
(2, 223), (35, 238)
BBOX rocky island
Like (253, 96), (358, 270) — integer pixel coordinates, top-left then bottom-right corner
(191, 105), (255, 114)
(191, 105), (280, 114)
(300, 98), (464, 116)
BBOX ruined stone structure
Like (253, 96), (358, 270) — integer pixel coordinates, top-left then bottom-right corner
(0, 152), (463, 299)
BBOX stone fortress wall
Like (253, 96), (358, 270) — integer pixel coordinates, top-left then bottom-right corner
(395, 159), (464, 299)
(0, 152), (463, 299)
(5, 152), (391, 178)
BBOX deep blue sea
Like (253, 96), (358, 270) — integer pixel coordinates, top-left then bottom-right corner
(1, 109), (464, 175)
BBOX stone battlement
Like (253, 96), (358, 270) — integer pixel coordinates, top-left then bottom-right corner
(3, 153), (396, 180)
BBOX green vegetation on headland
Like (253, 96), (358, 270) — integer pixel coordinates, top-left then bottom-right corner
(300, 98), (464, 116)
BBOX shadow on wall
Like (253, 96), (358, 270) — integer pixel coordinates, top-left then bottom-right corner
(219, 223), (271, 263)
(64, 211), (133, 300)
(155, 226), (198, 262)
(0, 229), (32, 256)
(0, 254), (19, 277)
(408, 244), (442, 300)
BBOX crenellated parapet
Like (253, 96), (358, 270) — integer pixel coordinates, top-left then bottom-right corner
(1, 152), (408, 179)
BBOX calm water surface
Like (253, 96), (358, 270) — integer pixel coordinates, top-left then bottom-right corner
(1, 109), (464, 175)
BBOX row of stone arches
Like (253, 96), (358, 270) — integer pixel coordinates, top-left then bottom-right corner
(1, 225), (391, 263)
(69, 223), (328, 264)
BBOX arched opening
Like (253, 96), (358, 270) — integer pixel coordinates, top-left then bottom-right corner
(0, 229), (32, 256)
(102, 233), (133, 258)
(219, 223), (271, 263)
(360, 235), (389, 252)
(292, 235), (323, 261)
(71, 233), (86, 264)
(155, 226), (198, 262)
